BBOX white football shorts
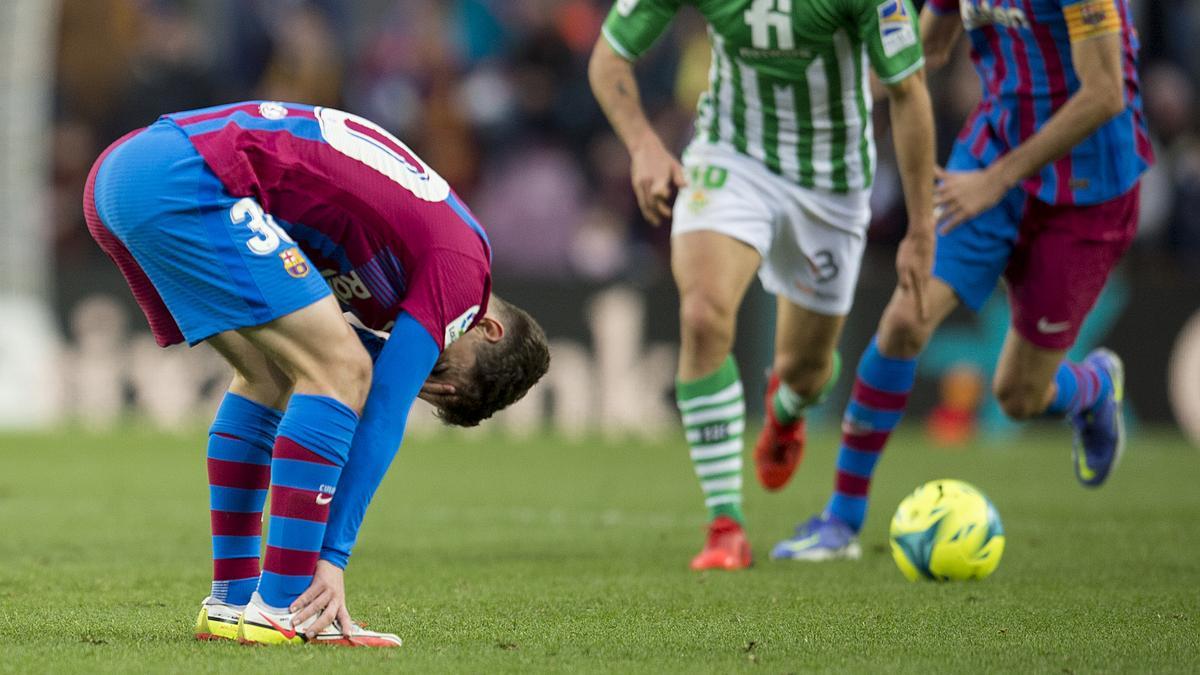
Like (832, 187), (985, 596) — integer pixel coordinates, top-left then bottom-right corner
(672, 142), (871, 316)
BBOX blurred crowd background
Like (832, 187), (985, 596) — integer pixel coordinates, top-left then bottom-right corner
(25, 0), (1198, 440)
(51, 0), (1200, 287)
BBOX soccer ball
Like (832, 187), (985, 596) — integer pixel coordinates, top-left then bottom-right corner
(889, 479), (1005, 581)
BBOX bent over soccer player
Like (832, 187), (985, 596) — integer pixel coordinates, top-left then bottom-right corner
(84, 101), (550, 645)
(783, 0), (1151, 560)
(591, 0), (937, 569)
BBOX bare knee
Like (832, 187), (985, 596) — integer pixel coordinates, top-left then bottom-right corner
(323, 344), (373, 412)
(291, 339), (373, 413)
(992, 378), (1047, 420)
(774, 351), (831, 399)
(229, 370), (293, 410)
(679, 292), (737, 359)
(877, 299), (935, 359)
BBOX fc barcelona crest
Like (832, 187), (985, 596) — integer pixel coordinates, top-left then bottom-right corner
(279, 247), (310, 278)
(1080, 3), (1106, 27)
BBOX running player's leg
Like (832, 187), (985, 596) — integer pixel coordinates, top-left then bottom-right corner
(755, 301), (844, 492)
(780, 143), (1025, 560)
(995, 188), (1139, 486)
(195, 331), (291, 640)
(673, 231), (761, 570)
(991, 330), (1066, 420)
(670, 147), (775, 571)
(769, 282), (959, 561)
(751, 180), (871, 494)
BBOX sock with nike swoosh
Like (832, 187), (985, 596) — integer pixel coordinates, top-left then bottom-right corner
(1044, 360), (1111, 417)
(257, 394), (357, 610)
(207, 392), (281, 606)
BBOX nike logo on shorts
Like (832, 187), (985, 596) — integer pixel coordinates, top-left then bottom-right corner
(1037, 317), (1072, 334)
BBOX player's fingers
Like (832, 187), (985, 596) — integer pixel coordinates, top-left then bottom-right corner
(671, 161), (688, 188)
(338, 605), (354, 638)
(933, 193), (948, 212)
(289, 583), (328, 613)
(641, 198), (663, 226)
(634, 187), (661, 226)
(655, 196), (673, 221)
(307, 601), (340, 639)
(417, 391), (451, 406)
(642, 203), (662, 226)
(933, 182), (954, 205)
(938, 209), (966, 234)
(420, 382), (455, 396)
(289, 588), (315, 613)
(648, 174), (672, 202)
(293, 589), (331, 625)
(934, 165), (948, 181)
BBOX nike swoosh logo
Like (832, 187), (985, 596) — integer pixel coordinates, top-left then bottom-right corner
(261, 613), (299, 640)
(1076, 450), (1097, 481)
(786, 534), (820, 551)
(315, 494), (333, 506)
(1037, 318), (1071, 334)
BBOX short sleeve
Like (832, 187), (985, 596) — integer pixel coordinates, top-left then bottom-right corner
(601, 0), (683, 61)
(926, 0), (960, 15)
(857, 0), (926, 84)
(1061, 0), (1122, 43)
(399, 250), (491, 351)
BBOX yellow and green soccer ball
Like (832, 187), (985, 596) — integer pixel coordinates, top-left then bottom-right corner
(889, 479), (1005, 581)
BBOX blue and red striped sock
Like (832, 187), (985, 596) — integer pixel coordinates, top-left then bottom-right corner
(827, 337), (917, 532)
(207, 393), (281, 606)
(1044, 361), (1111, 417)
(257, 394), (358, 610)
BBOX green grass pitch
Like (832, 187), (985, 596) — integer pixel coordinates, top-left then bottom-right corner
(1, 424), (1197, 673)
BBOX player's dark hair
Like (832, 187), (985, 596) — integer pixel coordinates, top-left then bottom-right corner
(436, 296), (550, 427)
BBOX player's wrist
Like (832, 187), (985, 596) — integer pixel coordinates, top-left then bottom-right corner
(903, 213), (937, 239)
(320, 548), (350, 569)
(988, 160), (1021, 191)
(627, 128), (665, 156)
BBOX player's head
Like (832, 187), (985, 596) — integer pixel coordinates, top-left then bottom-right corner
(426, 295), (550, 427)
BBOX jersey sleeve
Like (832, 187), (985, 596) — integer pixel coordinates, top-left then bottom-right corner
(399, 249), (491, 351)
(855, 0), (926, 84)
(1060, 0), (1122, 43)
(320, 313), (439, 568)
(601, 0), (683, 61)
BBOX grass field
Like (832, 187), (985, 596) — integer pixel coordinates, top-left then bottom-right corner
(1, 423), (1197, 673)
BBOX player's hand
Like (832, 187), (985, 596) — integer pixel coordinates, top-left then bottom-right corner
(291, 560), (354, 639)
(896, 229), (935, 321)
(630, 134), (687, 226)
(934, 166), (1010, 233)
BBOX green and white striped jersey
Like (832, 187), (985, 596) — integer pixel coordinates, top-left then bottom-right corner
(603, 0), (925, 192)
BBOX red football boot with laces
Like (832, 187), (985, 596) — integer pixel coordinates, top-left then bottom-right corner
(689, 515), (752, 571)
(753, 371), (806, 491)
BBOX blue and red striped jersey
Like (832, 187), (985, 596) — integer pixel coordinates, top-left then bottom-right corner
(162, 101), (491, 348)
(929, 0), (1152, 205)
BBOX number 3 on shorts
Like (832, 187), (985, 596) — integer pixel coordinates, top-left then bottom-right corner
(231, 197), (294, 255)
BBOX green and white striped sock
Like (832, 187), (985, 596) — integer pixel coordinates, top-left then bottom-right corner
(773, 351), (842, 425)
(676, 356), (746, 524)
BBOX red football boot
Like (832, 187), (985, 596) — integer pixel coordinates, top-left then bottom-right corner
(753, 371), (806, 491)
(689, 515), (752, 571)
